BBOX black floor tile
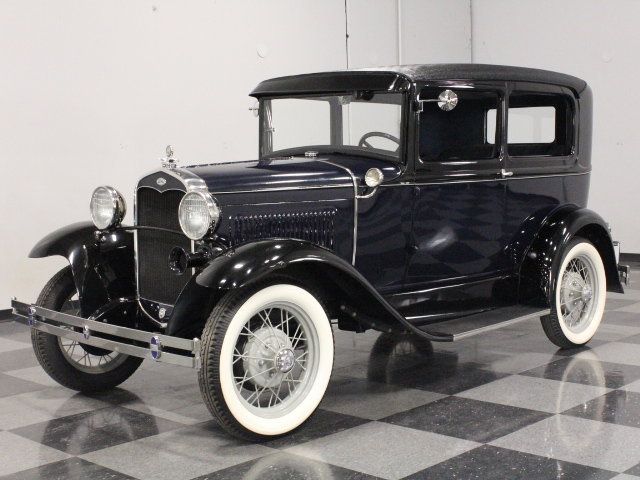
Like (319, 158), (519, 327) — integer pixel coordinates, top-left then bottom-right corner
(404, 445), (617, 480)
(553, 342), (608, 357)
(263, 409), (369, 449)
(0, 457), (137, 480)
(563, 390), (640, 428)
(521, 357), (640, 389)
(472, 329), (606, 357)
(10, 406), (184, 455)
(193, 452), (382, 480)
(625, 462), (640, 477)
(382, 396), (550, 443)
(382, 359), (508, 395)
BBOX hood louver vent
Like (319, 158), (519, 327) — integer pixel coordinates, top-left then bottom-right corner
(231, 210), (337, 250)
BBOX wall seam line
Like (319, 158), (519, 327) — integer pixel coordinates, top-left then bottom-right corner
(469, 0), (474, 62)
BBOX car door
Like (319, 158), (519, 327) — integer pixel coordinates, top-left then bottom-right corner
(401, 83), (510, 317)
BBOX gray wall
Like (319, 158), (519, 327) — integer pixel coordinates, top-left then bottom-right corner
(471, 0), (640, 254)
(0, 0), (472, 308)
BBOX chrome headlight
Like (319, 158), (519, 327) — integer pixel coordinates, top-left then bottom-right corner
(178, 191), (220, 240)
(90, 186), (126, 230)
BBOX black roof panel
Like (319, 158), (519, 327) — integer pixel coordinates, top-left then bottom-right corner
(251, 64), (587, 97)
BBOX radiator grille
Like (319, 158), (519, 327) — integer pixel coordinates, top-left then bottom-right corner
(231, 210), (337, 249)
(136, 188), (191, 305)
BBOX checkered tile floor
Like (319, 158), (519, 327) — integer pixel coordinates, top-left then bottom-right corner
(1, 287), (640, 479)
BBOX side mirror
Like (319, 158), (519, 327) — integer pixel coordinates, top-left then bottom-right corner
(417, 89), (459, 112)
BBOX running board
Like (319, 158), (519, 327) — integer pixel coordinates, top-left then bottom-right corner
(415, 306), (548, 341)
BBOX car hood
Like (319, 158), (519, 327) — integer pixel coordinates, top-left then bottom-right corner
(183, 155), (403, 194)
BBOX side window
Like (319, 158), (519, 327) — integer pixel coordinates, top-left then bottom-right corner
(419, 88), (500, 162)
(507, 92), (573, 157)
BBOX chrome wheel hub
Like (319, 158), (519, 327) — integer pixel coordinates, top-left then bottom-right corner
(232, 305), (314, 412)
(242, 327), (291, 389)
(276, 348), (296, 373)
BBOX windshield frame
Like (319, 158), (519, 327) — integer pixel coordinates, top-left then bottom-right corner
(258, 91), (408, 163)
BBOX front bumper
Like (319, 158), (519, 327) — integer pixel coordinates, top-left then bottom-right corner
(11, 299), (200, 369)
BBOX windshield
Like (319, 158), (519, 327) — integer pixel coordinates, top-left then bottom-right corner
(260, 92), (404, 159)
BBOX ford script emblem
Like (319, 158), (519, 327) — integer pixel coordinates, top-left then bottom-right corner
(156, 177), (167, 186)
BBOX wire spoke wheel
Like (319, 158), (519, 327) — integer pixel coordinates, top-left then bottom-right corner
(199, 283), (333, 440)
(542, 239), (606, 349)
(559, 254), (598, 334)
(56, 293), (127, 374)
(31, 266), (142, 392)
(231, 304), (315, 414)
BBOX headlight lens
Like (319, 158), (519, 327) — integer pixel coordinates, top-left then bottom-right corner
(90, 186), (126, 230)
(178, 191), (220, 240)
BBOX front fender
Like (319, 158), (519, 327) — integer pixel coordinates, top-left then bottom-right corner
(195, 240), (344, 291)
(29, 222), (136, 317)
(29, 221), (97, 259)
(519, 206), (623, 306)
(167, 240), (451, 341)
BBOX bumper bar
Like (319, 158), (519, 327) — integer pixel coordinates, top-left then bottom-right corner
(11, 299), (200, 369)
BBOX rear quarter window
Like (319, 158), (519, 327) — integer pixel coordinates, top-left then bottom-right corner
(504, 92), (574, 157)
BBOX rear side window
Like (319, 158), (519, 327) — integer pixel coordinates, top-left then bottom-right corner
(419, 88), (500, 162)
(506, 92), (574, 157)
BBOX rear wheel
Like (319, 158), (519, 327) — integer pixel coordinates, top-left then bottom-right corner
(31, 267), (143, 392)
(198, 282), (334, 441)
(541, 238), (607, 348)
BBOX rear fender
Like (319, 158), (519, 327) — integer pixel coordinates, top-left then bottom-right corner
(519, 206), (623, 306)
(166, 239), (451, 341)
(29, 222), (136, 317)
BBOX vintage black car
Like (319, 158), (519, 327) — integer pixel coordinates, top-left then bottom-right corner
(12, 64), (630, 440)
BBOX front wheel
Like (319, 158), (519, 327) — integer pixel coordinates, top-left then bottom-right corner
(31, 267), (143, 392)
(198, 282), (334, 441)
(541, 238), (607, 348)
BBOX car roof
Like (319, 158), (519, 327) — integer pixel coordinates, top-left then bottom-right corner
(250, 63), (587, 97)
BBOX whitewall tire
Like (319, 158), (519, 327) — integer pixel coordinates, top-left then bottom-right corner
(542, 238), (607, 348)
(198, 281), (334, 441)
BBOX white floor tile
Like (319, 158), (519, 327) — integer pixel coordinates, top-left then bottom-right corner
(457, 375), (609, 413)
(491, 415), (640, 472)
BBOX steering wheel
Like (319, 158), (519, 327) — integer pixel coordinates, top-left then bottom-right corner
(358, 131), (401, 152)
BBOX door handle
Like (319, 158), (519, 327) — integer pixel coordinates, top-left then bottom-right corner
(500, 169), (514, 178)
